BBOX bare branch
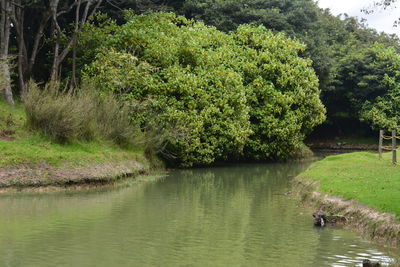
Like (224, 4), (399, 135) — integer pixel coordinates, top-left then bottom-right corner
(105, 0), (122, 11)
(57, 0), (78, 17)
(57, 0), (102, 68)
(10, 1), (22, 8)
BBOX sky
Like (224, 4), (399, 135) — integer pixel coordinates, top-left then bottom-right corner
(316, 0), (400, 35)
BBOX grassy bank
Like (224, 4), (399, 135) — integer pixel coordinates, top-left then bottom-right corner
(300, 152), (400, 217)
(0, 100), (150, 187)
(295, 151), (400, 246)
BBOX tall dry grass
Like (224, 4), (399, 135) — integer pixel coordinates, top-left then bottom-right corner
(23, 81), (141, 147)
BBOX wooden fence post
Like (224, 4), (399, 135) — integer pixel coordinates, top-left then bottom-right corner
(379, 130), (383, 160)
(392, 130), (397, 165)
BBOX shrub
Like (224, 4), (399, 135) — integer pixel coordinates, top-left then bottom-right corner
(83, 18), (252, 166)
(23, 82), (96, 143)
(82, 12), (325, 166)
(95, 93), (141, 147)
(232, 25), (326, 160)
(23, 81), (140, 147)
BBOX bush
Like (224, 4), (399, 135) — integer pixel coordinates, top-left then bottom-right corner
(95, 93), (142, 147)
(23, 82), (95, 143)
(232, 25), (326, 160)
(82, 12), (325, 166)
(23, 81), (140, 147)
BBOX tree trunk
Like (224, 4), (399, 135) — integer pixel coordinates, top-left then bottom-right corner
(50, 37), (60, 81)
(7, 1), (52, 91)
(49, 0), (60, 81)
(27, 12), (51, 80)
(15, 4), (26, 94)
(71, 0), (81, 89)
(1, 57), (14, 105)
(0, 0), (14, 105)
(50, 0), (102, 82)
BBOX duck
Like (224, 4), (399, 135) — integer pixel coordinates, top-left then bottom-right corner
(312, 212), (326, 227)
(362, 259), (381, 267)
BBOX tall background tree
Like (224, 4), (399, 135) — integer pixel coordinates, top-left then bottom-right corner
(0, 0), (14, 105)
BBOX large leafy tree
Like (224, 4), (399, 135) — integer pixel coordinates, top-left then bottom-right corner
(179, 0), (335, 89)
(82, 12), (325, 166)
(174, 0), (400, 136)
(357, 45), (400, 131)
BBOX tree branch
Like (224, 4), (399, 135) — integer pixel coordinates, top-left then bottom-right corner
(57, 0), (78, 17)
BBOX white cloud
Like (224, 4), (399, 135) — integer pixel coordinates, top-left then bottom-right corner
(316, 0), (400, 35)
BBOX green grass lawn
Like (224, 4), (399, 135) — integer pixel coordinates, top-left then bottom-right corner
(299, 151), (400, 218)
(0, 100), (144, 168)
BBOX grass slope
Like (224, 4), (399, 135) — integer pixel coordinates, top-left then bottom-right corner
(300, 151), (400, 218)
(0, 100), (144, 168)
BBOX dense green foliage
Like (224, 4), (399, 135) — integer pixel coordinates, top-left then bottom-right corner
(299, 151), (400, 217)
(329, 44), (400, 132)
(81, 13), (325, 166)
(174, 0), (400, 135)
(87, 1), (400, 139)
(180, 0), (332, 87)
(232, 25), (325, 159)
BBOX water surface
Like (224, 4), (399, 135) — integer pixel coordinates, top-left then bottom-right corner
(0, 163), (398, 266)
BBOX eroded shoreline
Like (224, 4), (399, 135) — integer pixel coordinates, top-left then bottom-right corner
(293, 177), (400, 247)
(0, 160), (153, 192)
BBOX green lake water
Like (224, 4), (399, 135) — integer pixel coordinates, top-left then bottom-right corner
(0, 163), (398, 266)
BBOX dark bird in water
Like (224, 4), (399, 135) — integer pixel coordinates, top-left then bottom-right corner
(312, 212), (326, 227)
(362, 259), (381, 267)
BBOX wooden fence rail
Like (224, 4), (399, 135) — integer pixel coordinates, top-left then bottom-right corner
(378, 130), (397, 164)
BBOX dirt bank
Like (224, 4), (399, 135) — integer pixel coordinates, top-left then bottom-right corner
(293, 177), (400, 247)
(0, 160), (151, 189)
